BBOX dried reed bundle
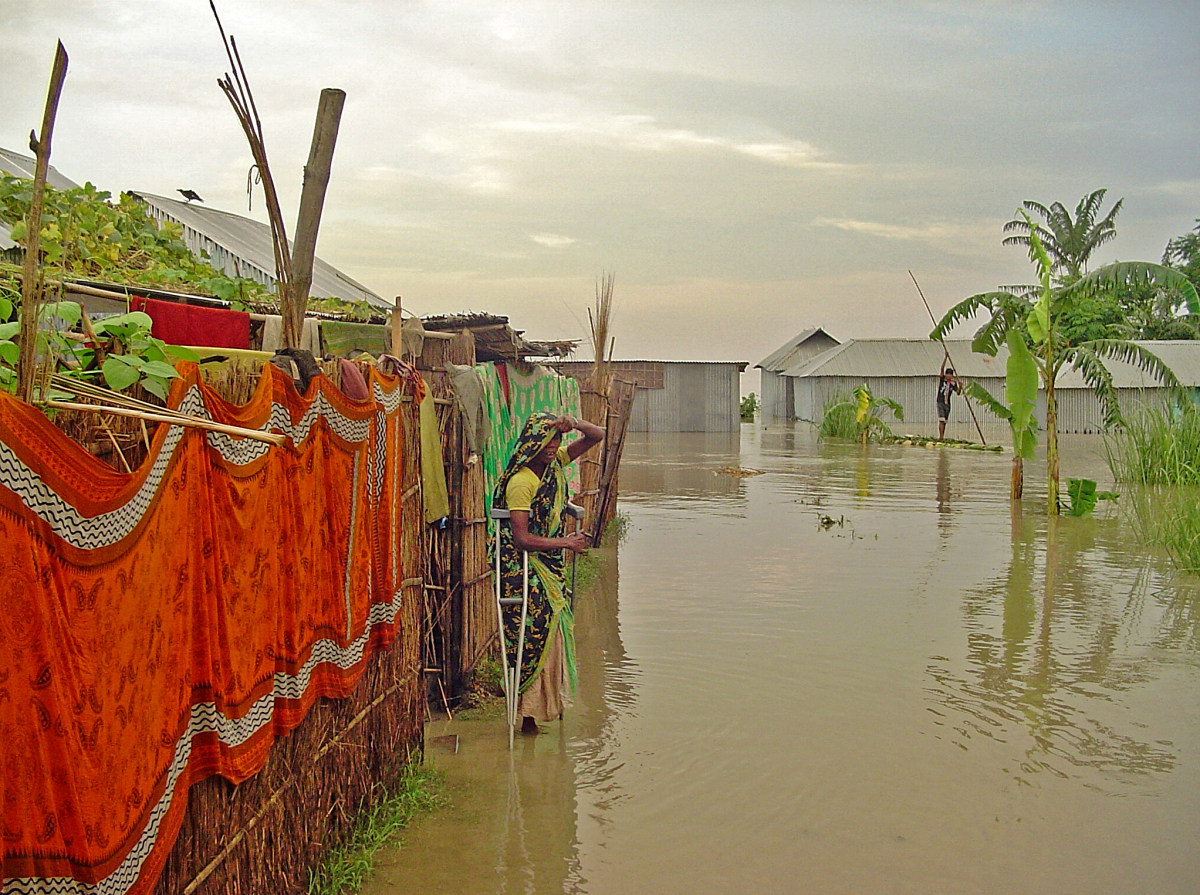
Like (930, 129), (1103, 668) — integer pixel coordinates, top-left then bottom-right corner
(589, 271), (615, 375)
(575, 272), (616, 525)
(590, 377), (636, 545)
(201, 361), (262, 406)
(48, 382), (158, 471)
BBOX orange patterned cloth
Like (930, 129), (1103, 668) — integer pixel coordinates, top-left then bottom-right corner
(0, 362), (417, 894)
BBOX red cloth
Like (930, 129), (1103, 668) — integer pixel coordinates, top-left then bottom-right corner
(130, 296), (250, 349)
(338, 359), (371, 402)
(0, 363), (418, 893)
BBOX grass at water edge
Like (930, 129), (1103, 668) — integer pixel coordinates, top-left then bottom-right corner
(307, 763), (445, 895)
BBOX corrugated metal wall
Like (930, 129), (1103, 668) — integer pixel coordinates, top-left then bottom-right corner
(629, 363), (741, 432)
(760, 370), (794, 421)
(792, 375), (1176, 434)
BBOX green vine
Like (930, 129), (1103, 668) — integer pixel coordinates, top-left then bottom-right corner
(0, 175), (271, 303)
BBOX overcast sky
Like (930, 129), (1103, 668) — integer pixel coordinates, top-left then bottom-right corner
(3, 1), (1199, 371)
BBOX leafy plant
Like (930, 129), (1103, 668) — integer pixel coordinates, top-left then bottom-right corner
(963, 329), (1039, 497)
(819, 383), (903, 444)
(1107, 400), (1200, 487)
(0, 301), (197, 401)
(740, 392), (759, 422)
(0, 175), (271, 303)
(1124, 485), (1200, 574)
(1062, 477), (1118, 517)
(92, 311), (199, 399)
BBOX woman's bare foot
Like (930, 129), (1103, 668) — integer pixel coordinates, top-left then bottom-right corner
(521, 716), (541, 735)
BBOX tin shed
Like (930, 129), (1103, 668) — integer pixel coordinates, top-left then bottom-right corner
(555, 360), (747, 432)
(784, 338), (1200, 435)
(754, 326), (840, 421)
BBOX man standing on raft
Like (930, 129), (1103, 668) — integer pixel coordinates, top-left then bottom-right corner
(936, 357), (961, 440)
(495, 412), (605, 734)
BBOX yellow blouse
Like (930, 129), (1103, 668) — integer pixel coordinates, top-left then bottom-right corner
(504, 448), (569, 511)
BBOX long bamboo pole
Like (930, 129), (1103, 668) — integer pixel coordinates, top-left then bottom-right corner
(17, 42), (68, 402)
(908, 270), (986, 445)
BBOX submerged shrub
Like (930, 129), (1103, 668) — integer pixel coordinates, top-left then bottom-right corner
(818, 385), (902, 444)
(1124, 485), (1200, 574)
(1110, 400), (1200, 573)
(1108, 399), (1200, 486)
(818, 396), (859, 440)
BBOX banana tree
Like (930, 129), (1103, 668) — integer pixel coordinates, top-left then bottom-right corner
(965, 329), (1038, 499)
(819, 383), (904, 445)
(933, 212), (1198, 514)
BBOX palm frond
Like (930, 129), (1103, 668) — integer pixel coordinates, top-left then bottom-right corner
(1065, 345), (1123, 428)
(1083, 339), (1181, 389)
(929, 291), (1008, 341)
(964, 380), (1012, 421)
(1069, 261), (1199, 315)
(964, 294), (1031, 357)
(878, 396), (904, 421)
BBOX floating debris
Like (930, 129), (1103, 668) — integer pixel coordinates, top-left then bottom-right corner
(429, 734), (459, 754)
(886, 435), (1003, 452)
(714, 466), (766, 477)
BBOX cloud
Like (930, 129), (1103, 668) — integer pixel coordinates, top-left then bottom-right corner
(813, 217), (963, 242)
(492, 113), (835, 169)
(530, 233), (577, 248)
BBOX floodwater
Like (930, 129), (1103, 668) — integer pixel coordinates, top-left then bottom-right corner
(365, 425), (1200, 895)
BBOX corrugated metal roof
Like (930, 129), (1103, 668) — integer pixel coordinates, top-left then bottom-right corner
(755, 326), (840, 372)
(0, 147), (81, 191)
(131, 192), (390, 310)
(1, 147), (82, 251)
(784, 338), (1200, 387)
(557, 359), (748, 371)
(784, 339), (1004, 379)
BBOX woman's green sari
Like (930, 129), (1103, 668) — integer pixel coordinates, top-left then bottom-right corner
(493, 412), (577, 693)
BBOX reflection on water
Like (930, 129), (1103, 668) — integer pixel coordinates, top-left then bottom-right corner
(367, 424), (1200, 895)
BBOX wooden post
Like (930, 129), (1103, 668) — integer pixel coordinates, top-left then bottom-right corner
(287, 87), (346, 348)
(390, 297), (403, 357)
(17, 41), (68, 402)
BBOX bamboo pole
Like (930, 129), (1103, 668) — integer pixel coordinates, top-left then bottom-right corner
(47, 401), (287, 445)
(288, 87), (346, 347)
(909, 270), (986, 445)
(17, 41), (69, 402)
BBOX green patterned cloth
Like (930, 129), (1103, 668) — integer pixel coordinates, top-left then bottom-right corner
(321, 321), (388, 359)
(478, 362), (581, 524)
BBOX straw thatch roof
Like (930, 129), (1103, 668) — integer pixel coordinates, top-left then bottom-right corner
(421, 313), (577, 362)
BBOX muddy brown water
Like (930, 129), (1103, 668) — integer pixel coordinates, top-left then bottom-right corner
(365, 426), (1200, 895)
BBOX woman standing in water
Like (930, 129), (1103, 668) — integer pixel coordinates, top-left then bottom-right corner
(495, 412), (605, 734)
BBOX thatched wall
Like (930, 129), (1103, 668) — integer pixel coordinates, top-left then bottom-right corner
(414, 331), (495, 701)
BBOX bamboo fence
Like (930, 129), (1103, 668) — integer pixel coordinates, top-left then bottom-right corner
(147, 368), (426, 895)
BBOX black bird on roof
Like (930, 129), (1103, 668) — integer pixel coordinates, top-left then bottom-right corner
(178, 189), (203, 203)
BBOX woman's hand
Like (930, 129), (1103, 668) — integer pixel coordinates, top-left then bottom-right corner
(553, 415), (577, 433)
(562, 531), (589, 554)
